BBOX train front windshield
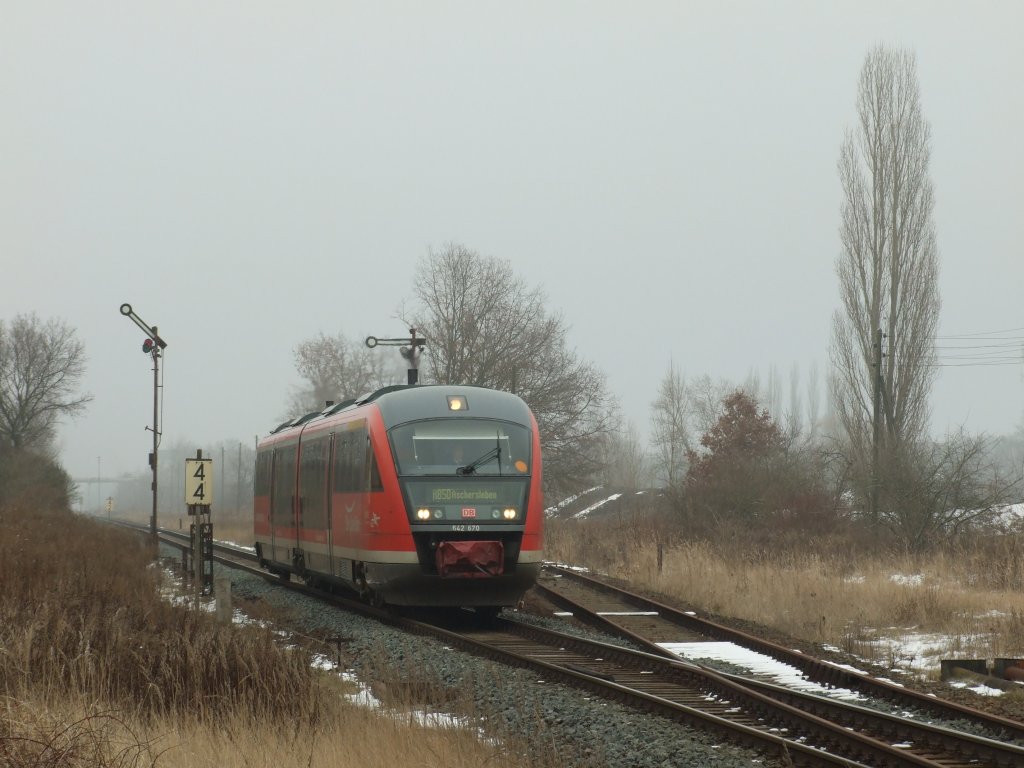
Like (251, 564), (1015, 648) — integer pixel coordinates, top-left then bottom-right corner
(389, 419), (531, 477)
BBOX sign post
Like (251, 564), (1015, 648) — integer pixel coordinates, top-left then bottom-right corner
(186, 450), (214, 597)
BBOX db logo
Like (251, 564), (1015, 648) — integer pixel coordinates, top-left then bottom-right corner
(461, 507), (477, 518)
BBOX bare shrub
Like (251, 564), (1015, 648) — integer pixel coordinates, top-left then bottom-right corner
(1, 699), (159, 768)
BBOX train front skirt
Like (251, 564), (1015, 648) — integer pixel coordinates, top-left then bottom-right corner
(435, 540), (503, 578)
(364, 559), (541, 607)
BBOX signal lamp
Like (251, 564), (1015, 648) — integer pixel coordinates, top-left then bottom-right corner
(142, 338), (155, 354)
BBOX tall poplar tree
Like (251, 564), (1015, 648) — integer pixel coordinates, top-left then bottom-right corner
(830, 46), (940, 514)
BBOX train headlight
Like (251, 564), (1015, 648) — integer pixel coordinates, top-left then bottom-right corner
(416, 508), (431, 521)
(502, 507), (517, 520)
(433, 508), (443, 519)
(491, 508), (501, 519)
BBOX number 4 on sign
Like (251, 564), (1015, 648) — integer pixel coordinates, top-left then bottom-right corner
(193, 463), (206, 499)
(185, 458), (214, 507)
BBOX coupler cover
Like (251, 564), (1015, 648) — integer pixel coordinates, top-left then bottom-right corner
(436, 540), (504, 578)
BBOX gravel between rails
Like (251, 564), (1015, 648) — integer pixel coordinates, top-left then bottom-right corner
(184, 553), (784, 768)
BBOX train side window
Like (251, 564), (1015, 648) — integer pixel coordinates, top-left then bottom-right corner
(350, 428), (366, 490)
(299, 438), (328, 529)
(368, 436), (383, 492)
(332, 428), (368, 493)
(254, 451), (272, 496)
(271, 446), (297, 526)
(333, 432), (354, 493)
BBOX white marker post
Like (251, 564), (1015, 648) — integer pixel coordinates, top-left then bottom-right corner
(186, 450), (214, 598)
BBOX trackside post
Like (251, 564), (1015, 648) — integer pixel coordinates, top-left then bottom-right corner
(118, 303), (167, 539)
(186, 449), (214, 598)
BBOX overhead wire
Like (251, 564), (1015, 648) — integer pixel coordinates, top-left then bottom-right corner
(878, 325), (1024, 369)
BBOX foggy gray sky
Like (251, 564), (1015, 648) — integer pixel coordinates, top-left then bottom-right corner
(2, 2), (1022, 485)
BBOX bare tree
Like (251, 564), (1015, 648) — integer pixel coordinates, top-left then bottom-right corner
(688, 374), (734, 437)
(744, 366), (798, 437)
(601, 421), (653, 489)
(879, 430), (1021, 550)
(806, 360), (821, 441)
(766, 364), (783, 424)
(650, 361), (692, 488)
(406, 243), (617, 493)
(831, 46), (940, 512)
(288, 331), (401, 416)
(0, 314), (92, 450)
(786, 363), (802, 439)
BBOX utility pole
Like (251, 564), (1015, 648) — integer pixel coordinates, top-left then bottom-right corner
(119, 303), (167, 538)
(151, 334), (159, 532)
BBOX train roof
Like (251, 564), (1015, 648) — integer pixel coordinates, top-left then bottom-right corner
(266, 384), (532, 437)
(373, 384), (532, 429)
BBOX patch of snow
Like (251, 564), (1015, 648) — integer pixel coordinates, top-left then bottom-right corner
(544, 561), (591, 573)
(573, 493), (623, 519)
(659, 641), (862, 702)
(889, 573), (924, 587)
(991, 502), (1024, 525)
(544, 486), (602, 516)
(219, 540), (256, 553)
(948, 680), (1006, 697)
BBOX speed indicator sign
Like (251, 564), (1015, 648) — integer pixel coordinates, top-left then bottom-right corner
(185, 458), (214, 506)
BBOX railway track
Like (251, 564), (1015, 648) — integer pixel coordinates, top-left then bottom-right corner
(129, 522), (1024, 766)
(536, 564), (1024, 766)
(470, 615), (1024, 768)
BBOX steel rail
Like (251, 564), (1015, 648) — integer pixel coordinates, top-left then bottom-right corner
(129, 523), (869, 766)
(711, 669), (1024, 768)
(121, 522), (1018, 765)
(541, 564), (1024, 744)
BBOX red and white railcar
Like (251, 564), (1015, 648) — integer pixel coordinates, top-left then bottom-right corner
(254, 384), (543, 608)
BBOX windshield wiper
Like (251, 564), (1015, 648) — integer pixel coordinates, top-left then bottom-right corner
(457, 444), (501, 476)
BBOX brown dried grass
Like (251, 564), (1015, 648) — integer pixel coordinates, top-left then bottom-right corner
(545, 513), (1024, 670)
(0, 497), (531, 768)
(0, 501), (317, 724)
(2, 690), (533, 768)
